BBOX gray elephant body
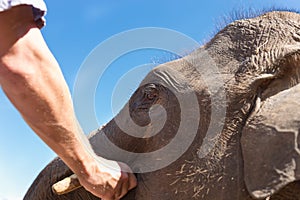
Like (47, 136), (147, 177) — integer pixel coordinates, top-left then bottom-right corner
(25, 11), (300, 200)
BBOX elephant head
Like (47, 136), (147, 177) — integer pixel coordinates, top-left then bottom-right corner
(24, 10), (300, 199)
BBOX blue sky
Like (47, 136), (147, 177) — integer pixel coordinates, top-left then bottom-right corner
(0, 0), (299, 199)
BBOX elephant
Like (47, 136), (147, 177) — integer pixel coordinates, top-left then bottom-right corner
(24, 10), (300, 200)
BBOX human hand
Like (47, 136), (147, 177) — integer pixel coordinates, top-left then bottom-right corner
(76, 158), (137, 200)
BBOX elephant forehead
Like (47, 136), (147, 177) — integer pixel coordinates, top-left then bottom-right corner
(140, 62), (193, 94)
(261, 11), (300, 23)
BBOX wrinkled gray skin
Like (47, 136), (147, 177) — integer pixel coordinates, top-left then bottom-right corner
(25, 11), (300, 200)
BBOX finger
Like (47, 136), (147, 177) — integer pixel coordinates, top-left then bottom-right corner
(117, 162), (137, 191)
(101, 190), (115, 200)
(113, 182), (123, 200)
(112, 173), (126, 200)
(128, 173), (137, 190)
(114, 172), (131, 200)
(102, 196), (114, 200)
(118, 173), (129, 199)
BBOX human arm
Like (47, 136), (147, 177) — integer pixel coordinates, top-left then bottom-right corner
(0, 5), (136, 199)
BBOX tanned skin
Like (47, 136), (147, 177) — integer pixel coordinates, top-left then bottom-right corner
(0, 5), (136, 200)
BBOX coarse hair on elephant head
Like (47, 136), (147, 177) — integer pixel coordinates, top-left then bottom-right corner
(24, 10), (300, 200)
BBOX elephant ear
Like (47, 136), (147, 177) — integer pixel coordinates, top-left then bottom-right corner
(241, 42), (300, 198)
(241, 84), (300, 199)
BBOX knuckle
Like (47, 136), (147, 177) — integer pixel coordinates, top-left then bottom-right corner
(103, 192), (114, 200)
(122, 172), (129, 181)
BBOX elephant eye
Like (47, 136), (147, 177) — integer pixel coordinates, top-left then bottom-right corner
(143, 84), (159, 101)
(147, 93), (157, 100)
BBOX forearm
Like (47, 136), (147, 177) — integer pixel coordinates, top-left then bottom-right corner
(0, 26), (97, 176)
(0, 6), (137, 198)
